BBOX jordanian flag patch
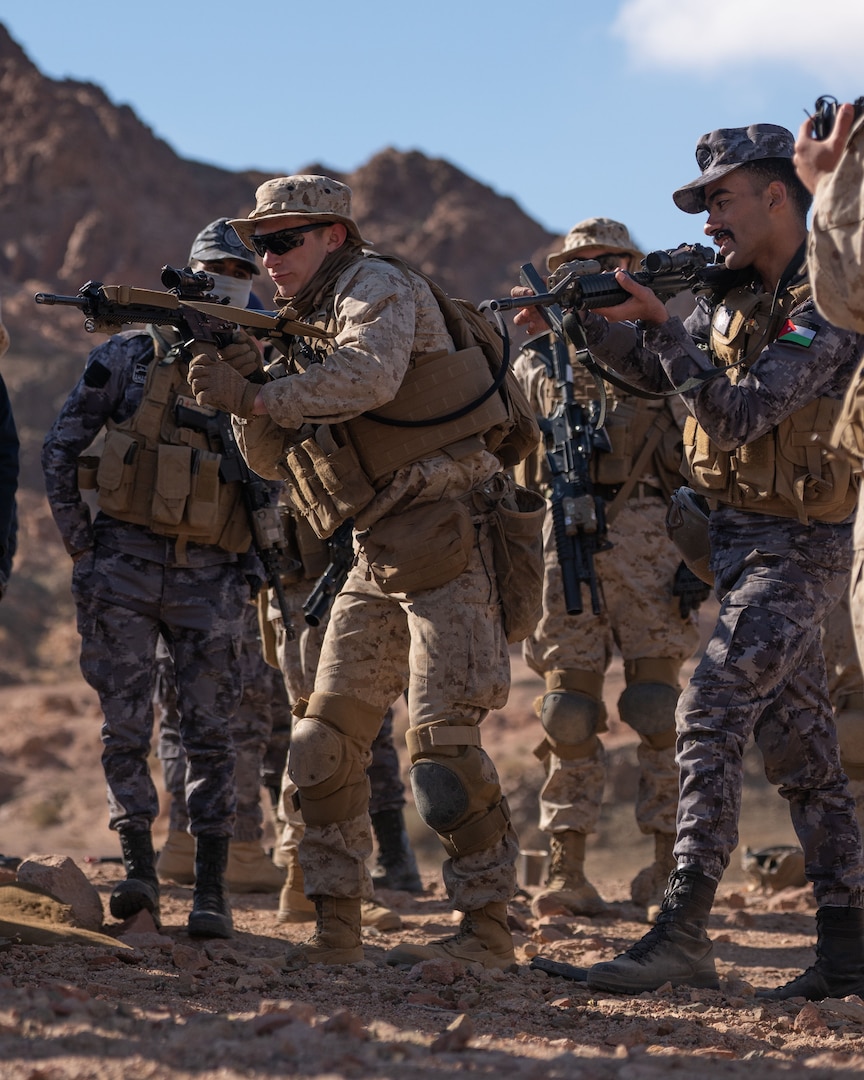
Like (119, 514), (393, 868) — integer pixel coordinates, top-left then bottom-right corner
(776, 319), (817, 347)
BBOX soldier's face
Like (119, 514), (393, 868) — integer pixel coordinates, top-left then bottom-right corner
(255, 217), (346, 298)
(702, 171), (773, 270)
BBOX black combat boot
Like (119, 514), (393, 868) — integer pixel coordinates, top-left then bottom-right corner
(188, 835), (233, 939)
(110, 828), (161, 926)
(371, 809), (423, 893)
(758, 906), (864, 1001)
(586, 867), (719, 993)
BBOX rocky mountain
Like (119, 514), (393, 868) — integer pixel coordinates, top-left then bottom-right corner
(0, 22), (558, 682)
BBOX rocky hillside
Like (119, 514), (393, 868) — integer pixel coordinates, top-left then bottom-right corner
(0, 22), (557, 682)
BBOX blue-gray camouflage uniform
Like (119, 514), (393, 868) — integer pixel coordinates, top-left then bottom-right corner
(582, 279), (864, 906)
(42, 331), (255, 838)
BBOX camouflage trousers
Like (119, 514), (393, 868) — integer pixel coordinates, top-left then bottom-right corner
(73, 545), (248, 836)
(677, 511), (864, 906)
(155, 603), (293, 842)
(292, 519), (518, 911)
(524, 496), (699, 836)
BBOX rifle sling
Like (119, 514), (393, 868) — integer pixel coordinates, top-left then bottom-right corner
(604, 410), (674, 526)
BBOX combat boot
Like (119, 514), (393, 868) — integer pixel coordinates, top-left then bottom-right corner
(110, 828), (161, 926)
(277, 847), (316, 923)
(225, 840), (286, 894)
(370, 808), (424, 893)
(630, 832), (677, 922)
(284, 896), (364, 966)
(531, 832), (607, 918)
(188, 835), (233, 939)
(587, 867), (719, 993)
(758, 906), (864, 1001)
(155, 829), (195, 885)
(385, 902), (516, 970)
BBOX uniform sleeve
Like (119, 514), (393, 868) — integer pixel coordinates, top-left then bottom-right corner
(0, 374), (18, 576)
(41, 333), (147, 555)
(258, 261), (417, 430)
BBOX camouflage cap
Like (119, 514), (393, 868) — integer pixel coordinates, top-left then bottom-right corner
(547, 218), (642, 272)
(229, 174), (370, 249)
(188, 217), (260, 274)
(673, 124), (796, 214)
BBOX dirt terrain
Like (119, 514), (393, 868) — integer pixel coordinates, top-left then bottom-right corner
(3, 608), (864, 1080)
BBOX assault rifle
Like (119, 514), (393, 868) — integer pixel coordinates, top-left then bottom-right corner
(487, 242), (722, 320)
(519, 263), (611, 616)
(35, 265), (316, 638)
(34, 265), (330, 350)
(302, 520), (355, 628)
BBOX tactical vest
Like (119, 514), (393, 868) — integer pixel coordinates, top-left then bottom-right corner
(514, 334), (683, 499)
(92, 336), (251, 554)
(683, 281), (857, 523)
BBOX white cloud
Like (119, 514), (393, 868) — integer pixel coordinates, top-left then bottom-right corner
(612, 0), (864, 80)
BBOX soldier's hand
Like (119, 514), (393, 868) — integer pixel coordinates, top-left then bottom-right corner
(219, 328), (264, 379)
(511, 285), (548, 336)
(794, 102), (855, 194)
(188, 354), (261, 418)
(672, 560), (711, 619)
(593, 271), (668, 326)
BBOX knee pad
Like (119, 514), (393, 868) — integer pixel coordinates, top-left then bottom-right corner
(618, 682), (679, 750)
(287, 691), (381, 826)
(835, 709), (864, 780)
(406, 722), (510, 857)
(540, 690), (603, 758)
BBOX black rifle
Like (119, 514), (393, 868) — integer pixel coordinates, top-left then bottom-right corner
(174, 396), (297, 641)
(36, 266), (310, 638)
(302, 520), (355, 628)
(810, 94), (864, 140)
(519, 264), (611, 616)
(488, 243), (722, 320)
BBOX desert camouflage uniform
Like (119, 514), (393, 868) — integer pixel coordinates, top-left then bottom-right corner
(155, 601), (292, 842)
(42, 331), (254, 837)
(237, 255), (517, 911)
(582, 277), (864, 906)
(820, 591), (864, 835)
(514, 342), (698, 843)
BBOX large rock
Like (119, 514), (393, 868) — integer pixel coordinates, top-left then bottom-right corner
(16, 854), (104, 931)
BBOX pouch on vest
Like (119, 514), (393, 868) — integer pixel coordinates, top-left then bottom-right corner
(152, 444), (192, 527)
(483, 480), (545, 643)
(283, 432), (375, 540)
(358, 499), (474, 594)
(186, 450), (221, 531)
(77, 455), (100, 492)
(96, 430), (139, 515)
(683, 415), (730, 493)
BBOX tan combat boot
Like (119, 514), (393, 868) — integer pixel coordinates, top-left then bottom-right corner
(284, 896), (364, 966)
(155, 829), (195, 886)
(630, 832), (676, 922)
(530, 832), (607, 918)
(224, 840), (286, 894)
(361, 898), (402, 931)
(385, 902), (515, 970)
(277, 848), (316, 923)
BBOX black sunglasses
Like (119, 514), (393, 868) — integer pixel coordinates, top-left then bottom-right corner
(249, 222), (329, 257)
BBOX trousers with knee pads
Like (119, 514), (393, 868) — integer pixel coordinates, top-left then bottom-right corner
(617, 658), (680, 751)
(533, 669), (606, 763)
(406, 721), (510, 858)
(288, 691), (382, 827)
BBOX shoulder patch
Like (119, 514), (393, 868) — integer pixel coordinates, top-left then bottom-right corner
(131, 361), (150, 384)
(776, 319), (817, 348)
(82, 359), (111, 389)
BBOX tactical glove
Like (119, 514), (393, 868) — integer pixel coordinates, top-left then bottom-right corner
(218, 328), (264, 379)
(672, 560), (712, 619)
(188, 354), (261, 419)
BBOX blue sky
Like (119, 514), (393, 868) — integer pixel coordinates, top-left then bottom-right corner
(5, 1), (862, 263)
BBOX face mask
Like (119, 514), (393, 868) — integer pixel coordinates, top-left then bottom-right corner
(207, 272), (253, 309)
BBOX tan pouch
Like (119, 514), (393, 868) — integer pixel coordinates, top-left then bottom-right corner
(152, 444), (191, 527)
(96, 430), (139, 514)
(487, 483), (546, 643)
(284, 433), (375, 539)
(186, 451), (221, 530)
(358, 500), (474, 594)
(77, 454), (100, 491)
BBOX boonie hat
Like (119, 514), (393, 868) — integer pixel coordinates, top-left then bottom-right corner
(547, 217), (642, 273)
(673, 124), (796, 214)
(230, 175), (370, 249)
(188, 218), (260, 274)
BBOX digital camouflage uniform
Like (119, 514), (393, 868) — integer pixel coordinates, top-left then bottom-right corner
(0, 312), (18, 600)
(821, 591), (864, 834)
(216, 175), (521, 967)
(515, 310), (699, 915)
(42, 328), (255, 935)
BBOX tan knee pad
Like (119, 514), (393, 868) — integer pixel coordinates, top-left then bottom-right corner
(406, 722), (510, 858)
(533, 668), (607, 761)
(836, 709), (864, 781)
(288, 691), (382, 826)
(619, 659), (680, 750)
